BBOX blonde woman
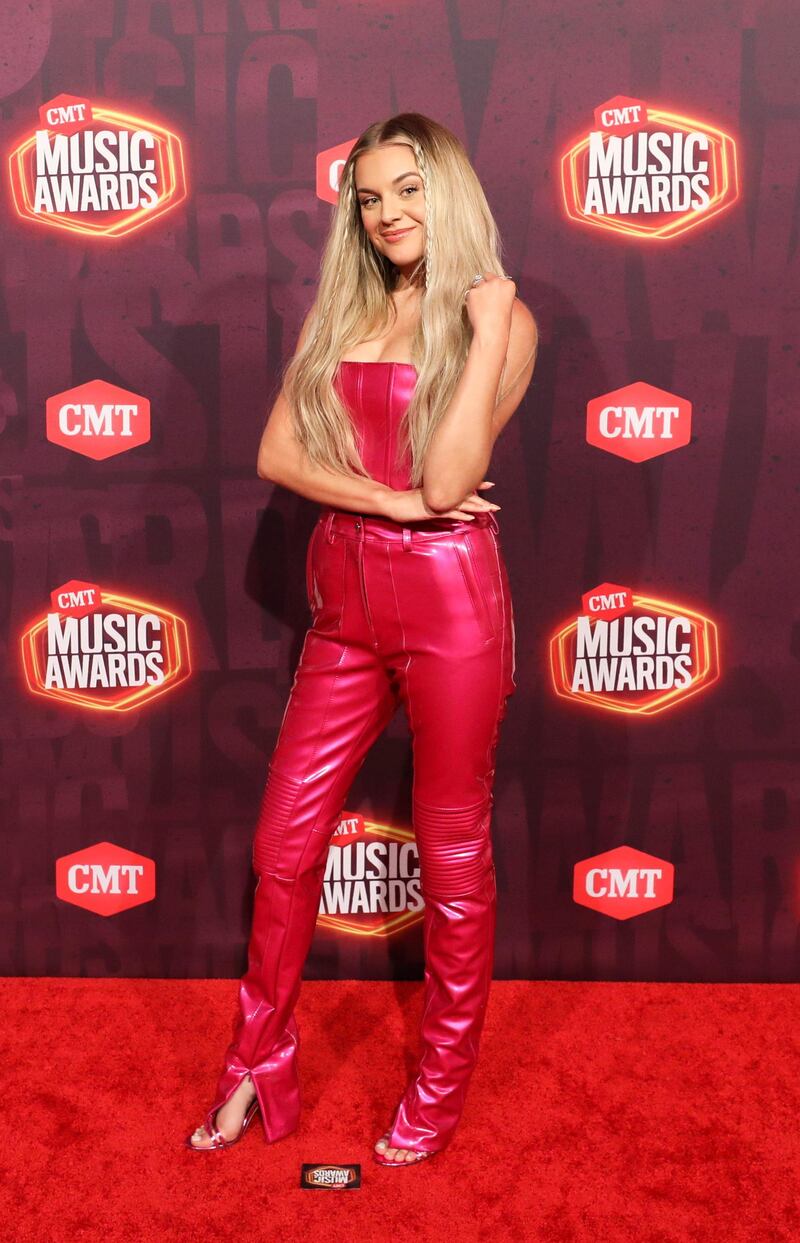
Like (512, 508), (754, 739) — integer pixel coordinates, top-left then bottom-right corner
(186, 112), (538, 1165)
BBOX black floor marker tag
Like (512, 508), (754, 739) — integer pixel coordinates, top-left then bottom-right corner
(300, 1162), (361, 1189)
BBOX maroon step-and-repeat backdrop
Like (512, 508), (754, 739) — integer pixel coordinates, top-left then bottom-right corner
(1, 1), (796, 981)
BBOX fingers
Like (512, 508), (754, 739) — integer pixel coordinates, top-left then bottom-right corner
(448, 489), (501, 520)
(464, 489), (501, 511)
(438, 482), (500, 521)
(445, 505), (501, 521)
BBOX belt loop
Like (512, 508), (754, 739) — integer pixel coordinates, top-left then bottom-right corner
(488, 511), (500, 535)
(324, 511), (335, 543)
(402, 527), (413, 552)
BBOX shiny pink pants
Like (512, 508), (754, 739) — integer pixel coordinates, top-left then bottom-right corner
(206, 507), (517, 1153)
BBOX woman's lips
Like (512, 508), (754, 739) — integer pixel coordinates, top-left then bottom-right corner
(381, 227), (414, 242)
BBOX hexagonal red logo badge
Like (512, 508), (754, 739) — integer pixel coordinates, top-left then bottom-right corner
(581, 583), (632, 622)
(316, 811), (424, 938)
(46, 379), (151, 460)
(549, 588), (720, 715)
(50, 580), (101, 619)
(587, 382), (692, 462)
(316, 138), (357, 204)
(38, 94), (93, 137)
(593, 96), (648, 137)
(8, 97), (187, 238)
(56, 841), (155, 916)
(560, 99), (739, 238)
(574, 846), (674, 920)
(20, 583), (191, 712)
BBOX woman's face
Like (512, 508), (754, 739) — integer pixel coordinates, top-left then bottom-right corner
(354, 143), (425, 269)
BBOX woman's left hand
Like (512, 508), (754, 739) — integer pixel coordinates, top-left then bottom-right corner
(464, 272), (516, 344)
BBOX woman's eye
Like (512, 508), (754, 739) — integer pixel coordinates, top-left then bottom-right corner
(359, 184), (420, 209)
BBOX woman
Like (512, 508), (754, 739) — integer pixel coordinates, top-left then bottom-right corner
(186, 112), (538, 1165)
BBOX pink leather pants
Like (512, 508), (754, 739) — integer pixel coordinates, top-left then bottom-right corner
(205, 507), (517, 1154)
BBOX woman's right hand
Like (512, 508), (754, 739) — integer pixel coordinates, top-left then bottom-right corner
(384, 481), (500, 524)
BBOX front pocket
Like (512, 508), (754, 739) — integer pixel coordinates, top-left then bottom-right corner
(453, 535), (498, 643)
(306, 527), (345, 633)
(305, 526), (318, 608)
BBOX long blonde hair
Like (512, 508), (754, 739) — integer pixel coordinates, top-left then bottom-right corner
(282, 112), (523, 489)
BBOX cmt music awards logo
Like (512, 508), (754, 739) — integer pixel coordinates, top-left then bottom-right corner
(7, 94), (187, 238)
(549, 583), (720, 715)
(574, 847), (674, 920)
(560, 96), (739, 238)
(300, 1163), (360, 1190)
(318, 812), (423, 936)
(20, 581), (191, 712)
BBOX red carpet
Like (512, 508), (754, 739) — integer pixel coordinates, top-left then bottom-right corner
(5, 978), (800, 1241)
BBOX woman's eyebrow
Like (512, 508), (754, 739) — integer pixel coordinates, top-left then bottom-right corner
(356, 171), (419, 194)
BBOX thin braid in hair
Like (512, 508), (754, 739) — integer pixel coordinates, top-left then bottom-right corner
(409, 138), (431, 289)
(310, 166), (355, 348)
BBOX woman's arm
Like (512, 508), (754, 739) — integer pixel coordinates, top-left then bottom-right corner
(257, 308), (508, 521)
(257, 385), (400, 516)
(257, 312), (399, 516)
(421, 294), (538, 513)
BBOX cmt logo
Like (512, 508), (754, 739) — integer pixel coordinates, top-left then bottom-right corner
(39, 94), (93, 136)
(7, 94), (188, 238)
(574, 846), (674, 920)
(47, 380), (150, 460)
(317, 812), (424, 937)
(56, 841), (155, 916)
(593, 96), (647, 138)
(316, 138), (356, 204)
(587, 382), (692, 462)
(582, 583), (632, 622)
(560, 95), (739, 239)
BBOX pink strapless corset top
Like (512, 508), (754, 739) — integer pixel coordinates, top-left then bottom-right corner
(333, 359), (416, 490)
